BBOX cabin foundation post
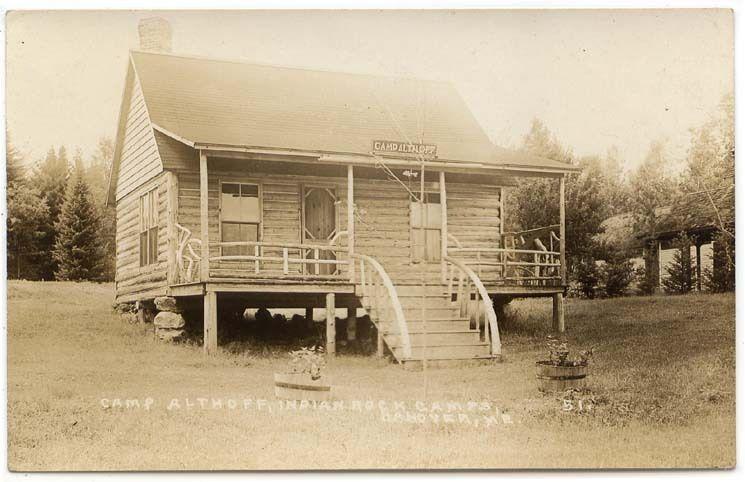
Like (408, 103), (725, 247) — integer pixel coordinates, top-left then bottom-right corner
(695, 243), (702, 291)
(325, 293), (336, 355)
(376, 327), (385, 357)
(346, 305), (357, 343)
(204, 291), (218, 355)
(153, 296), (186, 342)
(552, 293), (565, 333)
(305, 307), (314, 330)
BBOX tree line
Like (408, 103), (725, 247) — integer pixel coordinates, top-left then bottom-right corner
(507, 93), (734, 297)
(6, 137), (115, 281)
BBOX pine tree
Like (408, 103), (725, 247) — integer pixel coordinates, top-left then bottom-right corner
(30, 146), (69, 279)
(7, 182), (51, 279)
(52, 155), (104, 281)
(85, 138), (116, 281)
(6, 132), (25, 185)
(661, 233), (696, 295)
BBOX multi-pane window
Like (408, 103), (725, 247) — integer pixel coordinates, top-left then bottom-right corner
(221, 183), (260, 256)
(139, 189), (159, 267)
(410, 192), (442, 262)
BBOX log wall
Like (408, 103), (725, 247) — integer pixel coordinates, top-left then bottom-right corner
(175, 168), (502, 284)
(114, 172), (170, 302)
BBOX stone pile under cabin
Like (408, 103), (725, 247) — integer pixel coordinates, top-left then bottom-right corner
(109, 18), (578, 366)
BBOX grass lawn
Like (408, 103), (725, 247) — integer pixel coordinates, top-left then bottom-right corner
(6, 281), (735, 470)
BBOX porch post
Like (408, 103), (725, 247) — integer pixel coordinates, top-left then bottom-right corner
(559, 175), (566, 286)
(499, 187), (505, 237)
(166, 171), (179, 285)
(347, 165), (355, 283)
(199, 151), (210, 281)
(326, 293), (336, 356)
(204, 290), (218, 355)
(440, 171), (448, 282)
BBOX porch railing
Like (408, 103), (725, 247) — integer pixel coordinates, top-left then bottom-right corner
(353, 253), (412, 360)
(444, 255), (501, 356)
(174, 224), (350, 283)
(446, 226), (563, 286)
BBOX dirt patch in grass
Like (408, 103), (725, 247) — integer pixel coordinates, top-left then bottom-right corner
(6, 282), (735, 469)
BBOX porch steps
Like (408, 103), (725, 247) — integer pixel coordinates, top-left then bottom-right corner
(361, 283), (496, 365)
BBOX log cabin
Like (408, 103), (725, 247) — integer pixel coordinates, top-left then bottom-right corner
(108, 18), (579, 365)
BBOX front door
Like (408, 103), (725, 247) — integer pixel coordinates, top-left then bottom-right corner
(302, 187), (338, 275)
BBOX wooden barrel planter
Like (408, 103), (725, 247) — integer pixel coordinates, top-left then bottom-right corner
(274, 373), (332, 401)
(536, 361), (588, 392)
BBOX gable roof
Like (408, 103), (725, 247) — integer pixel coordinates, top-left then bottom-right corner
(109, 50), (576, 203)
(130, 50), (575, 168)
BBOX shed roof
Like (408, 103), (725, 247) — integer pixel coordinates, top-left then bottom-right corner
(129, 50), (575, 172)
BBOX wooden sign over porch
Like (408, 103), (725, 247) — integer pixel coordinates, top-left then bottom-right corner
(372, 140), (437, 159)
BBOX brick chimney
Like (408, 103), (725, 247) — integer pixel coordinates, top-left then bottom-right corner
(138, 17), (172, 52)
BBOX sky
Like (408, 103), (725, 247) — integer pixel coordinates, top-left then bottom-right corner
(5, 9), (733, 173)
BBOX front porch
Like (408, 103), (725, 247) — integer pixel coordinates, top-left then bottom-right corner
(161, 152), (568, 361)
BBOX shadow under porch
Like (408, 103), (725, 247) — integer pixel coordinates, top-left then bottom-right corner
(169, 282), (372, 355)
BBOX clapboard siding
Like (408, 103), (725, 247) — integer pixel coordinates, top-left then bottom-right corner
(115, 74), (163, 201)
(115, 173), (170, 302)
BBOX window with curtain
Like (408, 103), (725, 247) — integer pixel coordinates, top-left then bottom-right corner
(221, 183), (260, 256)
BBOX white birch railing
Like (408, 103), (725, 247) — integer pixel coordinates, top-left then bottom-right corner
(352, 252), (412, 360)
(176, 223), (202, 283)
(447, 228), (563, 286)
(444, 255), (501, 356)
(174, 224), (350, 283)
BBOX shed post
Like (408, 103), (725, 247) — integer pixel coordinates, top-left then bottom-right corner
(305, 307), (314, 330)
(559, 175), (566, 286)
(440, 171), (448, 282)
(347, 165), (355, 282)
(204, 291), (218, 355)
(325, 293), (336, 355)
(199, 151), (210, 281)
(552, 292), (565, 333)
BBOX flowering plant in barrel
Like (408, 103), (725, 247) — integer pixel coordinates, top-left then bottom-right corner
(536, 336), (593, 392)
(288, 345), (326, 380)
(274, 345), (332, 401)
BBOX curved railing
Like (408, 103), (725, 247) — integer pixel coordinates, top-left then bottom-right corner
(444, 255), (501, 356)
(351, 253), (412, 361)
(175, 223), (202, 283)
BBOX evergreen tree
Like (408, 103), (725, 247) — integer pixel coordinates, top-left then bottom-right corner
(6, 132), (25, 185)
(30, 146), (69, 279)
(661, 233), (696, 295)
(85, 138), (116, 281)
(702, 230), (735, 292)
(52, 154), (104, 281)
(7, 181), (51, 280)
